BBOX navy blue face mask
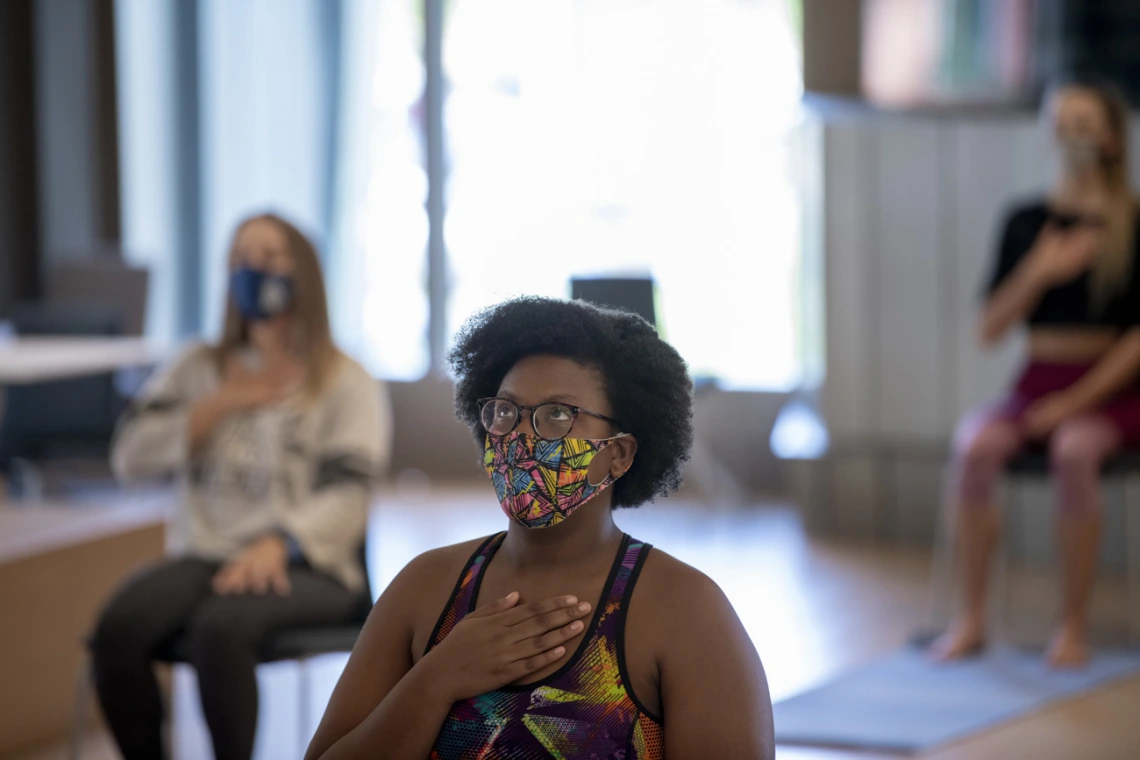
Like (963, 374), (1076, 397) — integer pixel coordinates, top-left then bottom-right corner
(230, 266), (294, 321)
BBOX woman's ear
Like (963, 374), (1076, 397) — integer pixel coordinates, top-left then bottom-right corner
(609, 434), (638, 478)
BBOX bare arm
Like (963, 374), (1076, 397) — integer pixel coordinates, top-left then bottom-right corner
(312, 660), (457, 760)
(979, 222), (1100, 347)
(660, 570), (774, 759)
(979, 256), (1051, 346)
(1065, 328), (1140, 411)
(308, 643), (455, 760)
(304, 552), (452, 760)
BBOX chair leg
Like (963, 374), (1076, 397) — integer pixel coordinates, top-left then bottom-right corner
(1125, 475), (1140, 644)
(924, 464), (957, 637)
(297, 658), (310, 760)
(70, 658), (93, 760)
(11, 457), (45, 501)
(992, 477), (1013, 644)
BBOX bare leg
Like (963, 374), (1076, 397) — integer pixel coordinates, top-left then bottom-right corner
(931, 413), (1023, 661)
(1047, 416), (1117, 668)
(930, 508), (1002, 659)
(1049, 513), (1102, 666)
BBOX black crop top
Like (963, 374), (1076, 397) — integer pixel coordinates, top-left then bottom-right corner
(985, 201), (1140, 330)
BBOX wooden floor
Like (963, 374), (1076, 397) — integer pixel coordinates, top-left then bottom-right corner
(15, 486), (1140, 759)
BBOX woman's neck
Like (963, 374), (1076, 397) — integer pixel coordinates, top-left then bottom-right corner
(498, 499), (624, 574)
(1054, 171), (1111, 209)
(248, 317), (292, 361)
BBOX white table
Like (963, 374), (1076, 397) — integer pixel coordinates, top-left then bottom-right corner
(0, 336), (164, 384)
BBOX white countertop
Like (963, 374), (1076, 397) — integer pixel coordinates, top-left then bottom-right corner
(0, 491), (172, 563)
(0, 336), (165, 384)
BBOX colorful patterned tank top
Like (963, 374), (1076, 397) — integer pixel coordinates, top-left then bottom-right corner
(426, 532), (665, 760)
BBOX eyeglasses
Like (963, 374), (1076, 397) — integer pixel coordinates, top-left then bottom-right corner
(477, 397), (623, 440)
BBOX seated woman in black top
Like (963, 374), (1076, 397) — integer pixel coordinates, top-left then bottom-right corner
(932, 79), (1140, 667)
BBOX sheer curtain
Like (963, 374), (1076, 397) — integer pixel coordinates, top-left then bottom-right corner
(117, 0), (343, 343)
(115, 0), (182, 343)
(326, 0), (431, 381)
(198, 0), (337, 335)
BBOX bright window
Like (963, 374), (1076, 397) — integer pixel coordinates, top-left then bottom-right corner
(342, 0), (804, 389)
(442, 0), (804, 389)
(331, 0), (431, 381)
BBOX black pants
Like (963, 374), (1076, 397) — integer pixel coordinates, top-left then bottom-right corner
(91, 557), (360, 760)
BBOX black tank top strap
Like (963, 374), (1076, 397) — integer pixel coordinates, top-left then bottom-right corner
(425, 532), (506, 653)
(597, 535), (652, 638)
(612, 536), (659, 723)
(610, 535), (652, 609)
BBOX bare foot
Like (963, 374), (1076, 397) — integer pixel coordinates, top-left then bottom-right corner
(1047, 623), (1090, 668)
(929, 619), (986, 661)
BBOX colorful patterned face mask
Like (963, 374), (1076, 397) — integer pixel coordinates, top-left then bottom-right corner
(483, 430), (624, 528)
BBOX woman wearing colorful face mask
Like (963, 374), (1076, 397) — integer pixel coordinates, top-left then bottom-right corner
(932, 79), (1140, 667)
(91, 214), (390, 760)
(305, 297), (774, 760)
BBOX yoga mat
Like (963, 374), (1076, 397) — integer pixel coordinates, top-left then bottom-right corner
(773, 645), (1140, 752)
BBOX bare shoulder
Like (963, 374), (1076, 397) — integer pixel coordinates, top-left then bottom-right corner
(389, 536), (490, 604)
(341, 534), (496, 663)
(631, 546), (759, 669)
(634, 546), (736, 622)
(398, 536), (489, 586)
(633, 547), (773, 758)
(387, 535), (498, 657)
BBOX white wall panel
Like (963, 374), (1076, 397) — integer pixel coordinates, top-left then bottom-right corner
(829, 454), (880, 538)
(821, 123), (876, 440)
(885, 455), (942, 542)
(950, 121), (1034, 424)
(872, 121), (944, 440)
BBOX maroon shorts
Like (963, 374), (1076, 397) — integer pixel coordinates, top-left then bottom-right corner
(994, 361), (1140, 444)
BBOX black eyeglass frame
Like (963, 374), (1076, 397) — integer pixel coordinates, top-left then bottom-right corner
(476, 397), (625, 440)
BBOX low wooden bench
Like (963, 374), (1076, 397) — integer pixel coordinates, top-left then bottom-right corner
(0, 495), (168, 757)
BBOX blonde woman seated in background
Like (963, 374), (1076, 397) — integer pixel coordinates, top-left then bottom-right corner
(92, 214), (390, 760)
(933, 78), (1140, 667)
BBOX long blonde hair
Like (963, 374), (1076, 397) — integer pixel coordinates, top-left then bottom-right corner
(214, 213), (342, 396)
(1055, 80), (1137, 308)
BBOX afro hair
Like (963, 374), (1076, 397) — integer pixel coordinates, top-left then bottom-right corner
(447, 296), (693, 508)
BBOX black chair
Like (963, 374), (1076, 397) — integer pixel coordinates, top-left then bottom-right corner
(70, 543), (374, 760)
(0, 302), (129, 496)
(570, 276), (658, 328)
(927, 451), (1140, 645)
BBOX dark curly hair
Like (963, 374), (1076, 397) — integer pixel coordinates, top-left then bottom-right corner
(448, 297), (694, 508)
